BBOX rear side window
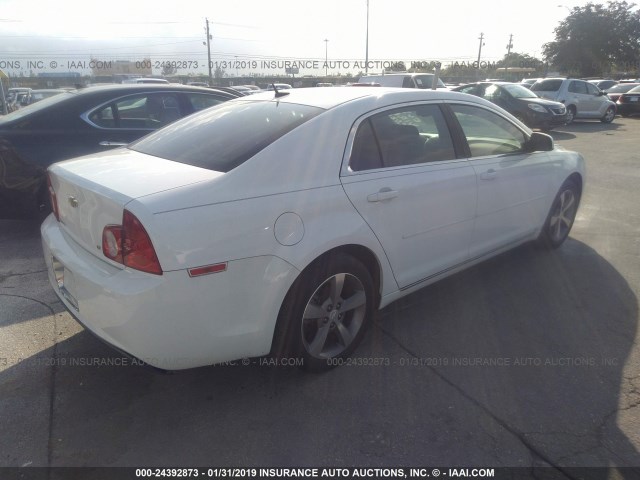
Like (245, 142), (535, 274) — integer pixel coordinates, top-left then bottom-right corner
(88, 93), (182, 129)
(531, 79), (563, 92)
(349, 104), (456, 171)
(130, 100), (323, 173)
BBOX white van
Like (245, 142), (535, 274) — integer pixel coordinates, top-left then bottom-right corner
(358, 73), (447, 90)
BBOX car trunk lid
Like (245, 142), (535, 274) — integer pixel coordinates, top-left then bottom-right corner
(48, 148), (222, 261)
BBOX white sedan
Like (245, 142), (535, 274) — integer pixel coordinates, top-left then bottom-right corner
(41, 87), (585, 371)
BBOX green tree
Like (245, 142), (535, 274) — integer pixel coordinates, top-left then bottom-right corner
(543, 1), (640, 76)
(496, 52), (544, 70)
(161, 64), (177, 76)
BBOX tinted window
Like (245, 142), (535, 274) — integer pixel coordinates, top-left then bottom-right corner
(451, 104), (526, 157)
(0, 91), (75, 125)
(88, 93), (182, 129)
(130, 100), (323, 173)
(349, 104), (456, 171)
(531, 79), (563, 92)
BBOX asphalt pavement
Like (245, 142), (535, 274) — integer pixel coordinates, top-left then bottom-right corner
(1, 118), (639, 476)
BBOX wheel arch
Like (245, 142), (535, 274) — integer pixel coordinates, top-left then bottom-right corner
(269, 243), (383, 358)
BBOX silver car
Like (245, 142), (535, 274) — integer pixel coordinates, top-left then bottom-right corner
(531, 78), (616, 124)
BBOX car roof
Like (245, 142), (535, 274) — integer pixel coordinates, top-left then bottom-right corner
(69, 83), (229, 96)
(236, 86), (495, 111)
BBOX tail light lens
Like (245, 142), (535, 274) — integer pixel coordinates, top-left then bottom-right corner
(47, 173), (60, 221)
(102, 210), (162, 275)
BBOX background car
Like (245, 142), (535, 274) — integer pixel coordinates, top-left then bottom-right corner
(0, 84), (237, 218)
(588, 79), (618, 91)
(42, 87), (584, 372)
(29, 88), (67, 103)
(453, 82), (568, 130)
(603, 82), (640, 103)
(358, 73), (448, 89)
(615, 85), (640, 117)
(531, 78), (616, 124)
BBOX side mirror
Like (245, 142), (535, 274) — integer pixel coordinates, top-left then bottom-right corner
(525, 132), (554, 152)
(598, 91), (607, 96)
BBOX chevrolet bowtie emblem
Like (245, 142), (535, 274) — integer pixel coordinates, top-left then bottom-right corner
(68, 196), (79, 208)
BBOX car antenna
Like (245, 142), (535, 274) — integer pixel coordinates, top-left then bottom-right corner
(272, 82), (289, 98)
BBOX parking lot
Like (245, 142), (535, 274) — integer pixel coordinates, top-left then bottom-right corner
(1, 118), (639, 473)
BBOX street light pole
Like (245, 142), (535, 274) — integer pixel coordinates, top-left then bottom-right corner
(365, 0), (369, 73)
(324, 38), (329, 77)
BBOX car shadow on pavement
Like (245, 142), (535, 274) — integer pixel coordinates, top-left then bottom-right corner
(0, 238), (638, 475)
(375, 239), (639, 474)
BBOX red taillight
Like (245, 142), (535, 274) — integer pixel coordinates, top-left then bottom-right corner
(47, 173), (60, 221)
(101, 210), (162, 275)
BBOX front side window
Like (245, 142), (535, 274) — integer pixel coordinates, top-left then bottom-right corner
(349, 104), (456, 171)
(568, 81), (588, 94)
(450, 104), (526, 157)
(586, 83), (600, 96)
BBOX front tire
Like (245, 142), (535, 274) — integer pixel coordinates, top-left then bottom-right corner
(565, 106), (576, 124)
(276, 253), (375, 372)
(600, 106), (615, 123)
(537, 179), (580, 249)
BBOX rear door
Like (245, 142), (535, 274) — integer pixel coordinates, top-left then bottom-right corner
(340, 102), (477, 289)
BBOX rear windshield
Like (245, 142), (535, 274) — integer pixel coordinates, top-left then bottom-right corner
(531, 79), (563, 92)
(606, 84), (639, 93)
(0, 90), (75, 124)
(129, 100), (324, 172)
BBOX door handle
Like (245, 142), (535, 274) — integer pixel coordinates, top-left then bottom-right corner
(480, 169), (497, 180)
(99, 141), (128, 147)
(367, 188), (398, 202)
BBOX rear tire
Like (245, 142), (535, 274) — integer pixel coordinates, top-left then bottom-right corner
(537, 179), (580, 249)
(275, 253), (375, 372)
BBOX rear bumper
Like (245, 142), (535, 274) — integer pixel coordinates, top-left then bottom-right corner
(41, 214), (299, 370)
(616, 103), (640, 115)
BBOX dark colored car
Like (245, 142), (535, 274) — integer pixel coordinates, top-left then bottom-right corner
(452, 82), (568, 130)
(604, 83), (640, 103)
(0, 84), (238, 218)
(616, 85), (640, 117)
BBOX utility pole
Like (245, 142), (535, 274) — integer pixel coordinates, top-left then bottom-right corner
(365, 0), (369, 74)
(204, 18), (213, 85)
(506, 34), (513, 56)
(324, 39), (329, 77)
(476, 32), (485, 80)
(477, 32), (485, 67)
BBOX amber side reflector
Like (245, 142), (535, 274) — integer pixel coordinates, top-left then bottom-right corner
(188, 263), (227, 278)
